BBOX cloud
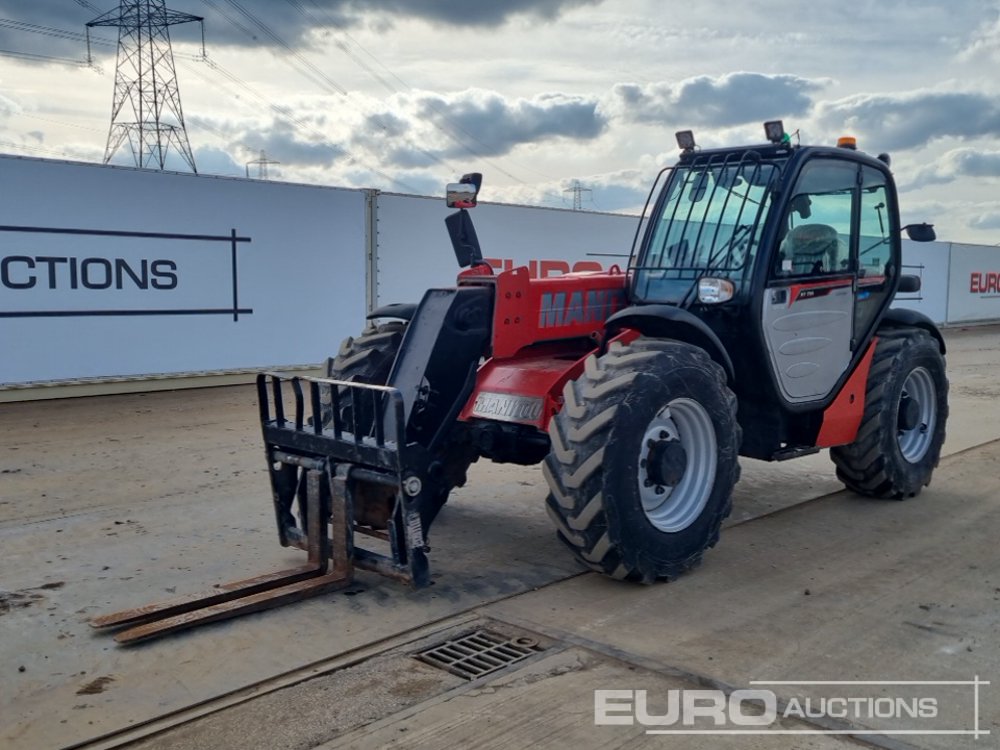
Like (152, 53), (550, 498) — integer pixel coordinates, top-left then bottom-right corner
(908, 147), (1000, 188)
(814, 90), (1000, 152)
(192, 145), (244, 177)
(0, 0), (600, 56)
(608, 72), (827, 128)
(230, 120), (345, 167)
(419, 90), (606, 157)
(0, 91), (20, 117)
(970, 211), (1000, 230)
(349, 88), (606, 167)
(331, 0), (602, 28)
(958, 8), (1000, 62)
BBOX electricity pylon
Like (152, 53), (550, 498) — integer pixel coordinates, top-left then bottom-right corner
(564, 180), (593, 211)
(87, 1), (204, 172)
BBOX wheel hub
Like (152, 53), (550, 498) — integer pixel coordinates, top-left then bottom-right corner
(897, 395), (920, 432)
(646, 438), (687, 487)
(897, 366), (937, 464)
(637, 399), (717, 533)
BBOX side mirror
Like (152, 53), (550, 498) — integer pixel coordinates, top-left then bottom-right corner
(898, 275), (921, 293)
(445, 171), (483, 209)
(446, 183), (478, 209)
(903, 223), (936, 242)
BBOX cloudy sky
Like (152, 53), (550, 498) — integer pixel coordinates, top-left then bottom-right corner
(1, 0), (999, 243)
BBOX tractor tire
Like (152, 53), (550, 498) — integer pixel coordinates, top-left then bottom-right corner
(330, 320), (407, 380)
(327, 320), (407, 425)
(543, 337), (741, 583)
(327, 320), (477, 522)
(830, 329), (948, 499)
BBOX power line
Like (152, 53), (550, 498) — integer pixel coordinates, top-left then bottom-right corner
(13, 111), (105, 133)
(0, 48), (92, 67)
(181, 54), (421, 192)
(72, 0), (105, 12)
(206, 0), (458, 178)
(295, 0), (554, 183)
(0, 139), (86, 159)
(286, 0), (399, 95)
(0, 17), (109, 44)
(0, 6), (426, 192)
(214, 0), (347, 95)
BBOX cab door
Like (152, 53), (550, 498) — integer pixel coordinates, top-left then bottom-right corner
(761, 158), (858, 404)
(854, 166), (897, 341)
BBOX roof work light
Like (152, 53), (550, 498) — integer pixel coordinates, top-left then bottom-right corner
(764, 120), (786, 144)
(676, 130), (696, 152)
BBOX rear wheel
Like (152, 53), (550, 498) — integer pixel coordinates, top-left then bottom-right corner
(830, 329), (948, 499)
(326, 320), (476, 526)
(326, 321), (407, 428)
(543, 338), (741, 582)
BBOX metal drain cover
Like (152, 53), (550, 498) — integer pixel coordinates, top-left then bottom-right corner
(415, 629), (540, 680)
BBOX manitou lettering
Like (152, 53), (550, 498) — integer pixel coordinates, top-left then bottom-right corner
(471, 392), (544, 422)
(970, 271), (1000, 294)
(0, 256), (178, 291)
(539, 289), (625, 328)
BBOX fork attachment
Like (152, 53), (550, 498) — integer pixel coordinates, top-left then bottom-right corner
(91, 373), (433, 645)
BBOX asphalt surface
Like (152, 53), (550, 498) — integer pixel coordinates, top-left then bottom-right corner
(1, 325), (998, 749)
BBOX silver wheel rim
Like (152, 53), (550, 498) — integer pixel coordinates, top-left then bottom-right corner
(898, 366), (936, 463)
(637, 398), (717, 533)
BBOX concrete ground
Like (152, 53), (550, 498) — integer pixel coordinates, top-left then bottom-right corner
(1, 325), (997, 749)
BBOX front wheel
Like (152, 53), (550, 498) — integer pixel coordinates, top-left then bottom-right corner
(543, 338), (741, 582)
(830, 329), (948, 499)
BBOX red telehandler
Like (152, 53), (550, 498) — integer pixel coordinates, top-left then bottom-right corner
(94, 122), (946, 643)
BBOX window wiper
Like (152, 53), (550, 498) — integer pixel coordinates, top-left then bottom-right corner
(860, 237), (889, 258)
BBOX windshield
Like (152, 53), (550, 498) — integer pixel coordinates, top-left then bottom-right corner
(632, 153), (782, 303)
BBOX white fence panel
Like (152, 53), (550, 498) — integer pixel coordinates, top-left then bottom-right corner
(4, 155), (994, 389)
(373, 193), (639, 308)
(946, 243), (1000, 324)
(894, 240), (951, 324)
(0, 156), (365, 385)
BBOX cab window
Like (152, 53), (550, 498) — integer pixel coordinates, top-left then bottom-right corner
(774, 159), (857, 277)
(855, 166), (895, 335)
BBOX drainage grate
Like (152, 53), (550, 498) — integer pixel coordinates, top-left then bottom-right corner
(414, 629), (541, 680)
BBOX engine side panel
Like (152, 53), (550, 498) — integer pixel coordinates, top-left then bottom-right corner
(491, 266), (628, 359)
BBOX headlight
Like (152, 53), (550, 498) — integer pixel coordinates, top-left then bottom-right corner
(697, 278), (735, 304)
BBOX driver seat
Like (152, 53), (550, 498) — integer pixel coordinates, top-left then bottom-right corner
(784, 223), (839, 275)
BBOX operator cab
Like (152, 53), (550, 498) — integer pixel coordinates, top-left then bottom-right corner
(628, 121), (936, 456)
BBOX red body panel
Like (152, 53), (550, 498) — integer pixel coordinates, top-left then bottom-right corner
(458, 345), (590, 430)
(456, 265), (631, 432)
(458, 330), (641, 432)
(815, 337), (878, 447)
(490, 266), (628, 359)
